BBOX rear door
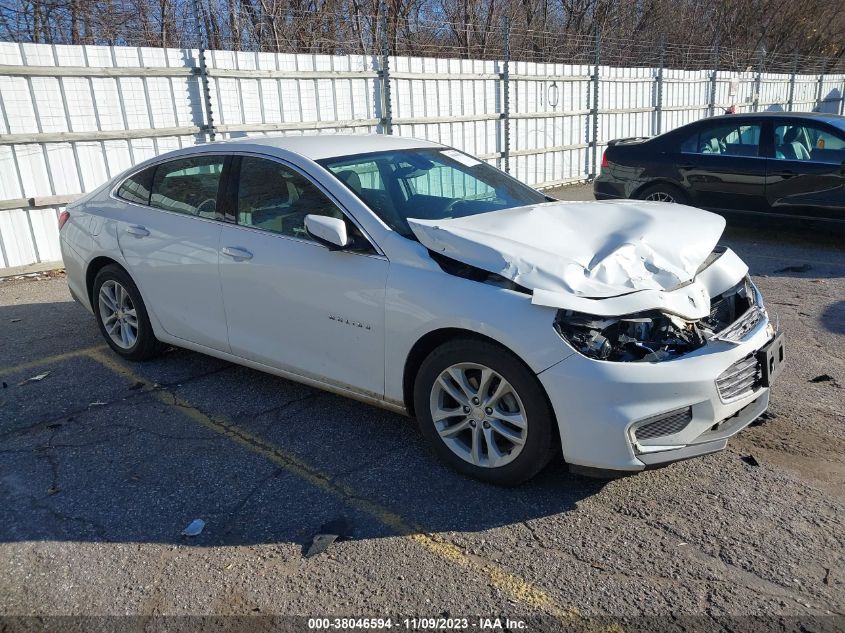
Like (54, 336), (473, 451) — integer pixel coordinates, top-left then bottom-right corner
(115, 154), (230, 352)
(765, 119), (845, 220)
(676, 119), (768, 213)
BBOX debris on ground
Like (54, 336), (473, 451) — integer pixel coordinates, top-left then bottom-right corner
(741, 455), (760, 467)
(89, 401), (107, 407)
(774, 264), (813, 274)
(10, 318), (21, 323)
(17, 371), (50, 386)
(304, 517), (353, 558)
(809, 374), (840, 387)
(47, 485), (60, 496)
(181, 519), (206, 537)
(2, 382), (7, 389)
(824, 567), (831, 585)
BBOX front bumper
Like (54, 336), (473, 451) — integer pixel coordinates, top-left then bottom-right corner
(538, 312), (777, 472)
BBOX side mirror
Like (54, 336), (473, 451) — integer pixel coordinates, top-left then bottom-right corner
(304, 214), (350, 250)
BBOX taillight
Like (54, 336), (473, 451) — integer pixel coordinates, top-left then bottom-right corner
(600, 151), (609, 170)
(58, 210), (70, 231)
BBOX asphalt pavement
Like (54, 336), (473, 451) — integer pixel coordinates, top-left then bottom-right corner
(0, 185), (843, 630)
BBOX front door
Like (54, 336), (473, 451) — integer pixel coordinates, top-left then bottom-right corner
(218, 155), (388, 397)
(766, 119), (845, 220)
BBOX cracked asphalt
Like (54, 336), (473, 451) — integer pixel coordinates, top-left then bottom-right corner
(0, 185), (843, 628)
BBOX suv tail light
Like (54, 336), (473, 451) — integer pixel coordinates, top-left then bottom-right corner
(58, 210), (70, 231)
(600, 151), (609, 170)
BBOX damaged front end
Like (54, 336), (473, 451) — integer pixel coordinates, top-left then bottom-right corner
(554, 276), (763, 363)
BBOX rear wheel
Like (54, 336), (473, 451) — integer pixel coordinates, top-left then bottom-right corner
(93, 265), (164, 360)
(413, 339), (557, 486)
(638, 182), (688, 205)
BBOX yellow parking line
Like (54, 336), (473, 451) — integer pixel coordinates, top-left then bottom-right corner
(0, 344), (107, 378)
(86, 347), (578, 621)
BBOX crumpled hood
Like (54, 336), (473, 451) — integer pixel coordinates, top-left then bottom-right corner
(409, 200), (741, 319)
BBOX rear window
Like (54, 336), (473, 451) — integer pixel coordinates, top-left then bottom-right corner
(116, 166), (155, 205)
(149, 156), (225, 219)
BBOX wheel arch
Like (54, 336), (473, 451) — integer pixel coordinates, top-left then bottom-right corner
(85, 256), (130, 307)
(401, 328), (558, 437)
(631, 179), (687, 201)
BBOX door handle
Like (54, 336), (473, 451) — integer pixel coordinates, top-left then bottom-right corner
(221, 246), (253, 261)
(774, 171), (796, 179)
(126, 225), (149, 237)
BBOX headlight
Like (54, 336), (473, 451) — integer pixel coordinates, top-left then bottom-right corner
(554, 309), (706, 362)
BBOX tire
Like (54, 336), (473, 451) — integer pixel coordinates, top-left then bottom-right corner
(413, 339), (558, 486)
(637, 182), (688, 205)
(92, 264), (164, 360)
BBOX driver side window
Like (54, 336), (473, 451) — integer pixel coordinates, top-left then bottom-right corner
(149, 156), (225, 219)
(236, 157), (350, 243)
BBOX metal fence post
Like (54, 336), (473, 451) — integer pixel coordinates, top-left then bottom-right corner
(378, 0), (393, 135)
(655, 34), (664, 134)
(753, 49), (764, 112)
(787, 52), (797, 111)
(815, 58), (828, 111)
(840, 78), (845, 116)
(708, 36), (719, 117)
(590, 28), (600, 180)
(191, 0), (215, 141)
(501, 17), (510, 173)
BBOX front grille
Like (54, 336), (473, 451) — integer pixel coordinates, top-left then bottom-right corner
(716, 355), (762, 401)
(634, 407), (693, 441)
(715, 306), (764, 343)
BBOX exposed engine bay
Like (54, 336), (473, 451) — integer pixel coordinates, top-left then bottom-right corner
(553, 277), (759, 362)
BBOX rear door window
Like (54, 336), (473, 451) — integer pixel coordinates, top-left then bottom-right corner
(681, 123), (761, 157)
(149, 156), (225, 219)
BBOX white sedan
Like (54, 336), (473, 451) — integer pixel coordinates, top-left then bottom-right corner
(60, 135), (784, 485)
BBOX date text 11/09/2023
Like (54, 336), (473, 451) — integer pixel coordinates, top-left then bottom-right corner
(307, 618), (528, 630)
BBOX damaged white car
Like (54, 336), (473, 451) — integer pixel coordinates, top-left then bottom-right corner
(60, 135), (785, 485)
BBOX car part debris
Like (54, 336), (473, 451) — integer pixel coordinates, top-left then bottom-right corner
(304, 518), (353, 558)
(809, 374), (835, 384)
(181, 519), (205, 536)
(18, 371), (50, 386)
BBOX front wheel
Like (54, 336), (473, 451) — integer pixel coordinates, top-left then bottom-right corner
(413, 339), (558, 486)
(93, 264), (164, 360)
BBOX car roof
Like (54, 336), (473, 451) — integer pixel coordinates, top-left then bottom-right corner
(703, 111), (845, 125)
(186, 133), (445, 160)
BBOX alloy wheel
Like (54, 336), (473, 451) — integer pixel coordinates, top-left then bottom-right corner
(429, 362), (528, 468)
(98, 280), (138, 350)
(644, 191), (675, 203)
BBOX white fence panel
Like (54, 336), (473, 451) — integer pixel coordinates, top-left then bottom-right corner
(1, 41), (843, 269)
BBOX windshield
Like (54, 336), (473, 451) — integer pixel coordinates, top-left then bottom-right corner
(318, 148), (547, 237)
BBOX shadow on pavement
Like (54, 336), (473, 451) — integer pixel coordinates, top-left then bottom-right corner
(0, 300), (606, 551)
